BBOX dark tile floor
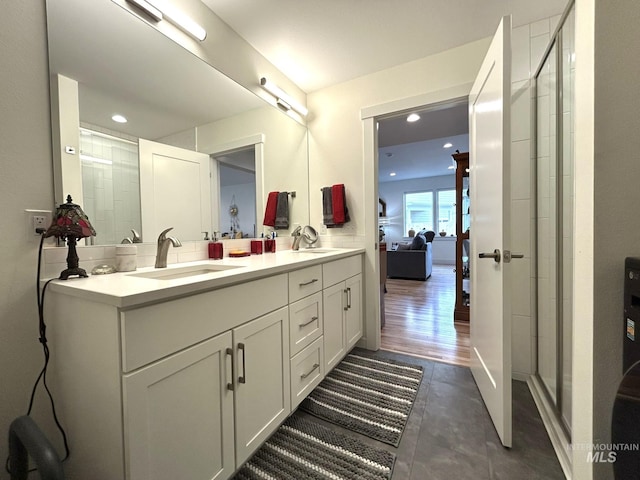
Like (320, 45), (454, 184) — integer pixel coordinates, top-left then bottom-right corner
(296, 349), (566, 480)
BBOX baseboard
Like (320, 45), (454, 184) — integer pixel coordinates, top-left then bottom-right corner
(512, 371), (530, 382)
(528, 375), (572, 480)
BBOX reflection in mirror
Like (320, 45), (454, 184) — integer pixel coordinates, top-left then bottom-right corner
(216, 147), (257, 238)
(47, 0), (309, 245)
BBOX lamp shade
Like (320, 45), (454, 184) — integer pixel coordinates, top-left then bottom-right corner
(45, 195), (96, 239)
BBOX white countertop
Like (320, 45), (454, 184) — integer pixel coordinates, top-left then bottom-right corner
(45, 248), (365, 309)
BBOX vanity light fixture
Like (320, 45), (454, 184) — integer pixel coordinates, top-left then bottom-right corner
(260, 77), (308, 117)
(125, 0), (163, 21)
(160, 3), (207, 41)
(407, 113), (420, 122)
(125, 0), (206, 41)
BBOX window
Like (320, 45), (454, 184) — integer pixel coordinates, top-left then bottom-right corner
(404, 191), (433, 234)
(403, 189), (457, 237)
(437, 189), (456, 235)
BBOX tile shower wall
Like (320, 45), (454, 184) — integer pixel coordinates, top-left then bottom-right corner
(510, 15), (562, 380)
(79, 124), (142, 245)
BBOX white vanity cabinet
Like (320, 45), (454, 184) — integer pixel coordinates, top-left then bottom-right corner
(232, 307), (290, 466)
(322, 256), (363, 371)
(46, 250), (364, 480)
(123, 332), (234, 480)
(123, 306), (290, 479)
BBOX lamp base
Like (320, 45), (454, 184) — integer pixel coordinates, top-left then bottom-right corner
(59, 267), (88, 280)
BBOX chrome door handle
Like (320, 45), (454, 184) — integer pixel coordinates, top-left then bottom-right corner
(479, 249), (501, 263)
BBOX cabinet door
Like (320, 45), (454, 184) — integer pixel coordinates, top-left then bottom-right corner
(345, 274), (363, 350)
(123, 332), (234, 480)
(233, 307), (290, 466)
(323, 282), (346, 371)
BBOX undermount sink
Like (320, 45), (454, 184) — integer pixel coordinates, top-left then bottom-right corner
(128, 264), (242, 281)
(291, 248), (336, 254)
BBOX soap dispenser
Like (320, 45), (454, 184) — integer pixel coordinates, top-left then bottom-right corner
(208, 232), (223, 259)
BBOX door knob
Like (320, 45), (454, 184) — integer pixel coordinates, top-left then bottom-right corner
(503, 250), (524, 263)
(479, 249), (501, 263)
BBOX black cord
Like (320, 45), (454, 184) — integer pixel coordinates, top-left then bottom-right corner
(5, 233), (70, 475)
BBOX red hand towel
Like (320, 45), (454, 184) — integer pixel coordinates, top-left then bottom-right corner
(263, 191), (279, 226)
(332, 184), (346, 224)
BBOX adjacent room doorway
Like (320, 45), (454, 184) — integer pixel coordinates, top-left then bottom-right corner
(375, 99), (471, 366)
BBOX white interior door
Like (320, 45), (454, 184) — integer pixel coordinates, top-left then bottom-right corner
(139, 139), (211, 242)
(469, 15), (513, 448)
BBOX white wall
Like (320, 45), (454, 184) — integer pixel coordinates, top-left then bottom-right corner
(587, 1), (640, 478)
(307, 39), (491, 238)
(308, 39), (491, 350)
(0, 1), (58, 472)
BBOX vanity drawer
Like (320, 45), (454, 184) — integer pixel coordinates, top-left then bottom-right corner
(290, 337), (324, 409)
(289, 292), (323, 356)
(288, 265), (322, 302)
(121, 274), (287, 372)
(323, 254), (362, 288)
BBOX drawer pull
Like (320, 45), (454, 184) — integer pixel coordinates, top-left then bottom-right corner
(238, 343), (246, 384)
(299, 316), (318, 328)
(299, 278), (319, 287)
(300, 363), (320, 380)
(226, 347), (235, 391)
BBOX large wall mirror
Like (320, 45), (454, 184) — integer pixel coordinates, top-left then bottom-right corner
(46, 0), (309, 245)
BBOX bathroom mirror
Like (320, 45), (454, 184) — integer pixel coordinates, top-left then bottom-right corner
(46, 0), (309, 245)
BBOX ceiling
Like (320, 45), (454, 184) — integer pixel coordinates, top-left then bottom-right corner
(202, 0), (567, 93)
(203, 0), (566, 181)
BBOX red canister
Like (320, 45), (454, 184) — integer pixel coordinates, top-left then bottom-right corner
(208, 242), (223, 259)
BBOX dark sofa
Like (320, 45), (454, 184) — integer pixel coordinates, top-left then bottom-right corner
(386, 231), (434, 280)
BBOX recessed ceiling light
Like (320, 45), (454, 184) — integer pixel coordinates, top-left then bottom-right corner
(112, 114), (127, 123)
(447, 165), (455, 170)
(443, 142), (453, 148)
(407, 113), (420, 123)
(390, 172), (396, 177)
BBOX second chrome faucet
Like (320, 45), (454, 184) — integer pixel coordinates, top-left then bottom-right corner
(155, 227), (182, 268)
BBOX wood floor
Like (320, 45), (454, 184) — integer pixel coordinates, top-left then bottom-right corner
(381, 264), (471, 367)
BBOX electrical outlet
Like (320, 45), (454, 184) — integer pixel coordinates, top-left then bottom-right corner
(25, 209), (52, 241)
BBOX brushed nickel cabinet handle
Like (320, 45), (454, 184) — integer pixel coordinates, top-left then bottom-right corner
(226, 347), (235, 391)
(238, 343), (246, 384)
(301, 363), (320, 379)
(299, 316), (318, 328)
(299, 278), (319, 286)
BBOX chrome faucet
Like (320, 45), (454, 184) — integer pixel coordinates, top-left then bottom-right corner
(291, 226), (303, 250)
(155, 227), (182, 268)
(121, 229), (142, 244)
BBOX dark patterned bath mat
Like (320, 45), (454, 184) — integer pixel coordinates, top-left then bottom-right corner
(232, 414), (395, 480)
(300, 352), (424, 446)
